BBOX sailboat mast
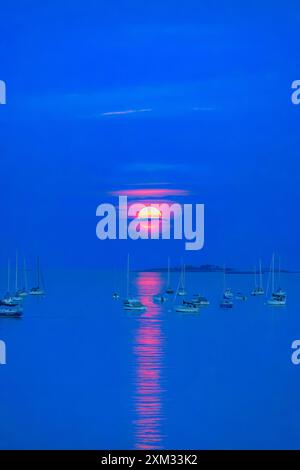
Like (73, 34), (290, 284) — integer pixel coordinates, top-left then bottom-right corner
(24, 258), (28, 290)
(37, 256), (40, 288)
(272, 253), (275, 292)
(7, 259), (10, 293)
(167, 257), (170, 286)
(126, 254), (130, 298)
(259, 259), (262, 288)
(15, 252), (18, 291)
(180, 259), (183, 288)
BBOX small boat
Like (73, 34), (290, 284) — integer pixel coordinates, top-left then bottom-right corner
(251, 259), (264, 296)
(16, 289), (28, 298)
(165, 287), (174, 294)
(220, 298), (233, 308)
(0, 304), (22, 318)
(29, 257), (45, 296)
(123, 298), (146, 311)
(236, 292), (247, 301)
(177, 262), (187, 296)
(11, 252), (23, 302)
(221, 266), (233, 299)
(153, 295), (168, 303)
(267, 296), (286, 307)
(12, 293), (22, 302)
(0, 296), (19, 307)
(251, 287), (264, 296)
(220, 266), (234, 307)
(112, 268), (120, 300)
(16, 258), (29, 298)
(175, 303), (199, 314)
(267, 254), (286, 307)
(165, 257), (174, 294)
(0, 259), (22, 306)
(273, 287), (286, 298)
(184, 294), (209, 307)
(223, 288), (233, 300)
(177, 288), (186, 296)
(123, 255), (146, 311)
(30, 287), (45, 296)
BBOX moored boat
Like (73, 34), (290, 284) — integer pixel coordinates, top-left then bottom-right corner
(29, 257), (45, 296)
(177, 262), (187, 296)
(184, 294), (209, 307)
(220, 298), (233, 308)
(236, 292), (247, 301)
(165, 257), (174, 294)
(251, 259), (264, 296)
(175, 303), (199, 314)
(0, 304), (23, 318)
(123, 298), (146, 311)
(153, 294), (168, 303)
(267, 254), (286, 307)
(123, 254), (146, 312)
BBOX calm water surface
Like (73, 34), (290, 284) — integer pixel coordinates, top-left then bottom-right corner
(0, 270), (299, 449)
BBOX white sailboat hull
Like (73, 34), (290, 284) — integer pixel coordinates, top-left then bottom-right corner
(30, 289), (45, 296)
(153, 295), (168, 303)
(177, 291), (186, 296)
(175, 306), (199, 313)
(124, 306), (146, 311)
(220, 300), (233, 308)
(267, 299), (286, 307)
(0, 306), (22, 317)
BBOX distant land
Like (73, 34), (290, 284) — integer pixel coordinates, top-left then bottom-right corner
(137, 264), (300, 274)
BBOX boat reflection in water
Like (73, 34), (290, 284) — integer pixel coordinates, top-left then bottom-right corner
(133, 272), (166, 450)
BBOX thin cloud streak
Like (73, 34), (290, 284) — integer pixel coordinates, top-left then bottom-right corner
(109, 188), (189, 198)
(101, 108), (152, 116)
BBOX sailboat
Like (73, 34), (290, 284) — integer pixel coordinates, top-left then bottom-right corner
(267, 254), (286, 307)
(235, 292), (247, 301)
(175, 268), (198, 313)
(175, 303), (199, 313)
(223, 289), (233, 300)
(153, 258), (169, 302)
(1, 260), (15, 306)
(177, 263), (187, 296)
(0, 259), (23, 317)
(16, 258), (29, 298)
(1, 257), (22, 305)
(112, 268), (120, 300)
(165, 257), (174, 294)
(153, 294), (168, 303)
(220, 298), (233, 308)
(273, 257), (286, 298)
(29, 257), (45, 296)
(220, 265), (233, 308)
(123, 255), (146, 311)
(11, 252), (23, 302)
(184, 294), (210, 307)
(0, 302), (23, 318)
(251, 259), (264, 296)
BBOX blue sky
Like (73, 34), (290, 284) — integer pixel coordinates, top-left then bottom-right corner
(0, 1), (300, 270)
